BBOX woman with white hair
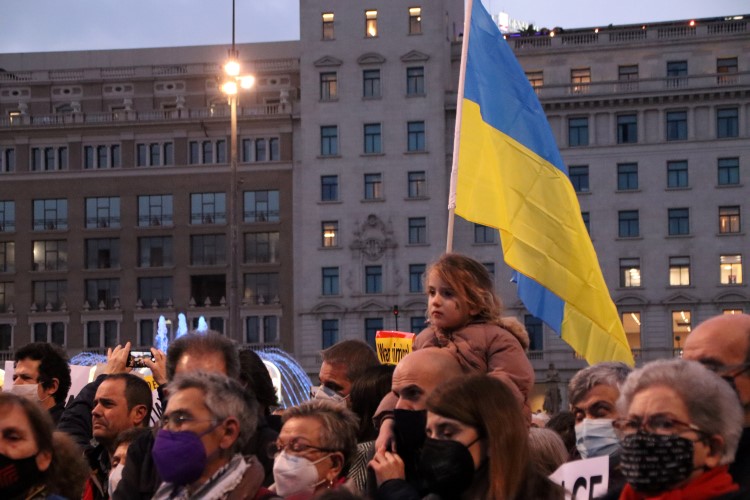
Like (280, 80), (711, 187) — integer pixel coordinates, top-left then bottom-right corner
(604, 358), (744, 499)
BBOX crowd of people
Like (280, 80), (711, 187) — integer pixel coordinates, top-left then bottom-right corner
(1, 253), (749, 499)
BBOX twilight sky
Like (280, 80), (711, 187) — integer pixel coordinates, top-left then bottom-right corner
(0, 0), (747, 53)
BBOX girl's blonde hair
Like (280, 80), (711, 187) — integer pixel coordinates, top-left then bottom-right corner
(426, 253), (503, 327)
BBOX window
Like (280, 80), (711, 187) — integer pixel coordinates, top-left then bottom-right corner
(32, 280), (67, 309)
(667, 161), (688, 188)
(188, 140), (226, 165)
(718, 158), (740, 186)
(85, 238), (120, 269)
(719, 206), (741, 234)
(617, 163), (638, 191)
(669, 256), (690, 286)
(137, 194), (173, 226)
(524, 315), (543, 351)
(363, 69), (381, 98)
(0, 242), (15, 273)
(717, 57), (738, 85)
(321, 175), (339, 201)
(364, 173), (383, 200)
(365, 266), (382, 293)
(619, 258), (641, 287)
(408, 217), (426, 244)
(621, 312), (641, 351)
(244, 232), (279, 264)
(526, 71), (543, 90)
(406, 67), (425, 96)
(0, 201), (14, 232)
(31, 146), (67, 171)
(138, 237), (173, 267)
(568, 117), (589, 147)
(409, 317), (425, 334)
(322, 267), (339, 295)
(667, 60), (688, 88)
(0, 148), (16, 172)
(269, 138), (279, 161)
(244, 190), (280, 222)
(619, 210), (639, 238)
(409, 264), (425, 293)
(474, 224), (495, 244)
(364, 123), (382, 154)
(320, 126), (338, 156)
(618, 65), (639, 91)
(138, 277), (173, 307)
(322, 319), (339, 348)
(322, 12), (334, 40)
(322, 221), (339, 247)
(32, 240), (67, 271)
(617, 114), (637, 144)
(85, 320), (119, 348)
(568, 166), (589, 193)
(570, 68), (591, 94)
(408, 171), (426, 198)
(672, 311), (691, 349)
(135, 142), (174, 167)
(190, 234), (226, 266)
(483, 262), (495, 277)
(32, 322), (66, 346)
(365, 10), (378, 37)
(717, 108), (739, 138)
(361, 318), (382, 348)
(0, 283), (14, 314)
(85, 279), (120, 309)
(666, 111), (687, 141)
(408, 7), (422, 34)
(33, 199), (67, 231)
(720, 255), (743, 284)
(190, 192), (226, 225)
(407, 121), (425, 151)
(86, 196), (120, 228)
(582, 212), (591, 234)
(320, 72), (338, 101)
(243, 272), (279, 304)
(84, 144), (120, 169)
(668, 208), (689, 236)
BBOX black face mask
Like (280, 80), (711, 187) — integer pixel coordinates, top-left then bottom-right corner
(619, 432), (695, 495)
(0, 453), (42, 499)
(393, 409), (428, 474)
(418, 438), (477, 499)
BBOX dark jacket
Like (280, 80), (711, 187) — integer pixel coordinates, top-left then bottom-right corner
(57, 374), (107, 451)
(729, 426), (750, 491)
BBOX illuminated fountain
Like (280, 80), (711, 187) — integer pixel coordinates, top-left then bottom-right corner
(196, 316), (209, 333)
(154, 315), (169, 352)
(176, 313), (189, 338)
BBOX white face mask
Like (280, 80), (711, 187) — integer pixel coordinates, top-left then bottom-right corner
(272, 451), (328, 497)
(108, 463), (125, 495)
(575, 418), (620, 459)
(309, 385), (348, 405)
(9, 383), (45, 403)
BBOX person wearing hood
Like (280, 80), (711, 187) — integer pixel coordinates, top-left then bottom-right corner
(568, 362), (632, 492)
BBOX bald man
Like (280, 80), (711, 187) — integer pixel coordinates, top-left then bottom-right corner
(390, 348), (464, 411)
(683, 313), (750, 490)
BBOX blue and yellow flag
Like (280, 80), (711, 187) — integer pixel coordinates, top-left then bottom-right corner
(452, 0), (633, 366)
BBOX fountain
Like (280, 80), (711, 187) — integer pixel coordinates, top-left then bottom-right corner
(196, 316), (209, 333)
(252, 347), (312, 408)
(176, 313), (189, 338)
(154, 315), (169, 352)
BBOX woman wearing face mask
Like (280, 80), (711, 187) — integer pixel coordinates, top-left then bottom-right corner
(0, 392), (89, 499)
(271, 399), (359, 499)
(372, 375), (563, 499)
(599, 359), (745, 500)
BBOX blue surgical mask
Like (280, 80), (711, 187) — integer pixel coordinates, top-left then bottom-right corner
(575, 418), (620, 459)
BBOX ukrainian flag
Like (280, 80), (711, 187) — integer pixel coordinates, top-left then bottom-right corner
(451, 0), (633, 366)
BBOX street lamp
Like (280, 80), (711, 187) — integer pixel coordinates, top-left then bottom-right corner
(222, 0), (254, 341)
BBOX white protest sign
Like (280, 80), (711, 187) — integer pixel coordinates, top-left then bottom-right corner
(550, 455), (609, 500)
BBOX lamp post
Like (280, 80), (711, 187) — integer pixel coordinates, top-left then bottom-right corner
(221, 0), (254, 341)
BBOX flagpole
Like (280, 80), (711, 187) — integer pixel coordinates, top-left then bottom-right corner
(446, 0), (474, 253)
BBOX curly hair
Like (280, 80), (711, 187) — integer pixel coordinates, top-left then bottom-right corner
(425, 253), (503, 328)
(14, 342), (72, 405)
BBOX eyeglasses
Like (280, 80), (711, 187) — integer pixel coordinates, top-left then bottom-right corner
(703, 361), (750, 379)
(267, 438), (338, 459)
(612, 414), (707, 437)
(161, 413), (218, 430)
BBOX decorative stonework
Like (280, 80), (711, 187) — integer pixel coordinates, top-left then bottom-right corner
(350, 214), (397, 261)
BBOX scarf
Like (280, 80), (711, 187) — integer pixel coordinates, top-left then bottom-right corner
(619, 465), (739, 500)
(152, 454), (250, 500)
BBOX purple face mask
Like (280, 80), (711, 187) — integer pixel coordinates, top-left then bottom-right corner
(152, 428), (209, 486)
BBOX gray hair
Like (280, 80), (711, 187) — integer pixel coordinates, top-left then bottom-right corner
(568, 362), (632, 405)
(169, 372), (258, 454)
(282, 399), (359, 466)
(528, 427), (568, 476)
(617, 358), (743, 464)
(166, 331), (241, 381)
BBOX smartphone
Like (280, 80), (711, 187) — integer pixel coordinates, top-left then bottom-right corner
(128, 350), (155, 368)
